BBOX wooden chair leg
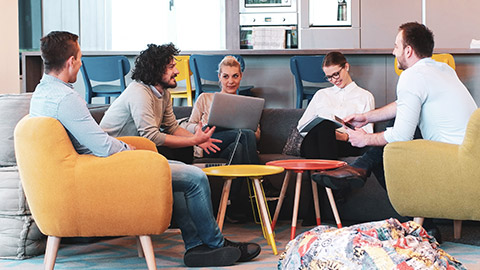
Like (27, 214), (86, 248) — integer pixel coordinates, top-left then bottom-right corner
(413, 217), (424, 226)
(136, 237), (144, 257)
(44, 236), (61, 270)
(454, 220), (462, 239)
(138, 235), (157, 270)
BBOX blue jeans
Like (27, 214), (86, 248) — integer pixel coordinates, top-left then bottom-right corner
(168, 160), (224, 250)
(205, 129), (259, 203)
(205, 129), (259, 165)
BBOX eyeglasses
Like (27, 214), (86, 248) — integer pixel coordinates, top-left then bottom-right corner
(324, 66), (345, 81)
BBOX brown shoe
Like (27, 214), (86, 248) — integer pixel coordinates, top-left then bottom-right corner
(311, 165), (367, 190)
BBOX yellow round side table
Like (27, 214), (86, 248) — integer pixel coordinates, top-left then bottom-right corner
(203, 165), (284, 255)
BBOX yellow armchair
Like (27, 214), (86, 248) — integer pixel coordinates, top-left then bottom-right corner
(14, 116), (172, 270)
(384, 109), (480, 239)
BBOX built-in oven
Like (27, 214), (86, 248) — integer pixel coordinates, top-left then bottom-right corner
(240, 0), (297, 13)
(240, 13), (297, 49)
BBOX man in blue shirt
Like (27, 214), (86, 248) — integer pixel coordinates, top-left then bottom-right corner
(30, 31), (260, 267)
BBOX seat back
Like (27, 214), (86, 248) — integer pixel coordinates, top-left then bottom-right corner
(14, 116), (79, 232)
(171, 55), (194, 106)
(189, 54), (246, 99)
(394, 53), (456, 75)
(290, 56), (328, 108)
(80, 56), (131, 104)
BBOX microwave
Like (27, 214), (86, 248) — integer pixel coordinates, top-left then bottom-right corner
(240, 0), (297, 13)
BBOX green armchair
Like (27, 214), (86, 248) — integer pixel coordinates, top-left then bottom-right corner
(384, 109), (480, 239)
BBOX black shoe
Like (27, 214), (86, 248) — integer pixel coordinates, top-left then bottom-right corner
(426, 226), (443, 244)
(184, 244), (240, 267)
(224, 239), (261, 262)
(311, 165), (367, 190)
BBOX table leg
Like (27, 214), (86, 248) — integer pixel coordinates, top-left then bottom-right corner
(252, 178), (278, 255)
(271, 170), (292, 230)
(291, 172), (303, 240)
(325, 187), (342, 228)
(311, 180), (321, 226)
(217, 178), (233, 231)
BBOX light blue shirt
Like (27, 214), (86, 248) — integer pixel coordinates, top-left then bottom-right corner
(384, 58), (477, 144)
(30, 74), (130, 157)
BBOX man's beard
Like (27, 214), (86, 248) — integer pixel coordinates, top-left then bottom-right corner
(159, 79), (177, 90)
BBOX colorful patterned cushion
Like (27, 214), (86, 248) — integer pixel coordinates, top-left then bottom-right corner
(279, 218), (465, 270)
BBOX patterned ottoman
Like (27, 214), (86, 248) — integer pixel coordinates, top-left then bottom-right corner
(279, 218), (465, 270)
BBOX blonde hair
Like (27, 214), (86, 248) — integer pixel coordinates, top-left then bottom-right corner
(218, 55), (242, 74)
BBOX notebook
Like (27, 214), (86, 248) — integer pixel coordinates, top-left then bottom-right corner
(207, 93), (265, 131)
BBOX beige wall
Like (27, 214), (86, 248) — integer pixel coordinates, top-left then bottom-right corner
(0, 0), (20, 94)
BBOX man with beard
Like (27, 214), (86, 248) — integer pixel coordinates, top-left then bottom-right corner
(312, 22), (477, 241)
(100, 43), (261, 267)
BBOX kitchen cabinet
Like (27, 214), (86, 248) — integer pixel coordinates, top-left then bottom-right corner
(360, 0), (421, 49)
(426, 0), (480, 49)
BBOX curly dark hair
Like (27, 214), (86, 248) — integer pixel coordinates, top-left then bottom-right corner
(40, 31), (79, 73)
(131, 43), (180, 85)
(399, 22), (434, 58)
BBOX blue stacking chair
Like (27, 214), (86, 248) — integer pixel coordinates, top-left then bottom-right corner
(80, 56), (131, 104)
(189, 54), (254, 100)
(290, 56), (329, 109)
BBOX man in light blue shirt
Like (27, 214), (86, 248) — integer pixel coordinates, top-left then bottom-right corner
(30, 31), (130, 156)
(314, 22), (477, 189)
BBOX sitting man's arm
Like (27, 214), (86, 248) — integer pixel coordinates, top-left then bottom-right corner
(58, 93), (130, 157)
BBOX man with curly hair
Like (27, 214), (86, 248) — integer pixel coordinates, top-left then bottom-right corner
(100, 43), (261, 267)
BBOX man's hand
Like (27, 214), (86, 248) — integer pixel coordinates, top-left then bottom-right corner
(346, 128), (368, 148)
(194, 122), (222, 154)
(344, 113), (369, 129)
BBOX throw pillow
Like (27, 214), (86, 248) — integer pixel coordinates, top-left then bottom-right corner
(0, 94), (32, 166)
(282, 127), (303, 156)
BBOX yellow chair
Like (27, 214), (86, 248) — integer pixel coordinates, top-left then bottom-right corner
(171, 55), (194, 106)
(14, 116), (173, 270)
(394, 53), (456, 75)
(384, 109), (480, 239)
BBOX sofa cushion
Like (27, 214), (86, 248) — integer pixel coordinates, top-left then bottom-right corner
(258, 108), (304, 154)
(0, 166), (29, 216)
(0, 166), (46, 259)
(0, 214), (45, 259)
(0, 94), (32, 166)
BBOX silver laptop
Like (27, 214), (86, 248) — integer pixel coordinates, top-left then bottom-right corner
(207, 93), (265, 131)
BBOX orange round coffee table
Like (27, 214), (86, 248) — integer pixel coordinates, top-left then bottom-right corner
(266, 159), (346, 240)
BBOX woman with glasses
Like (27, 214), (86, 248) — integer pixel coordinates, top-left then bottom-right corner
(297, 51), (375, 160)
(295, 51), (375, 225)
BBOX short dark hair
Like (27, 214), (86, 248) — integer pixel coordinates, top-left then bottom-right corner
(131, 43), (180, 85)
(399, 22), (434, 58)
(323, 51), (348, 68)
(40, 31), (79, 73)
